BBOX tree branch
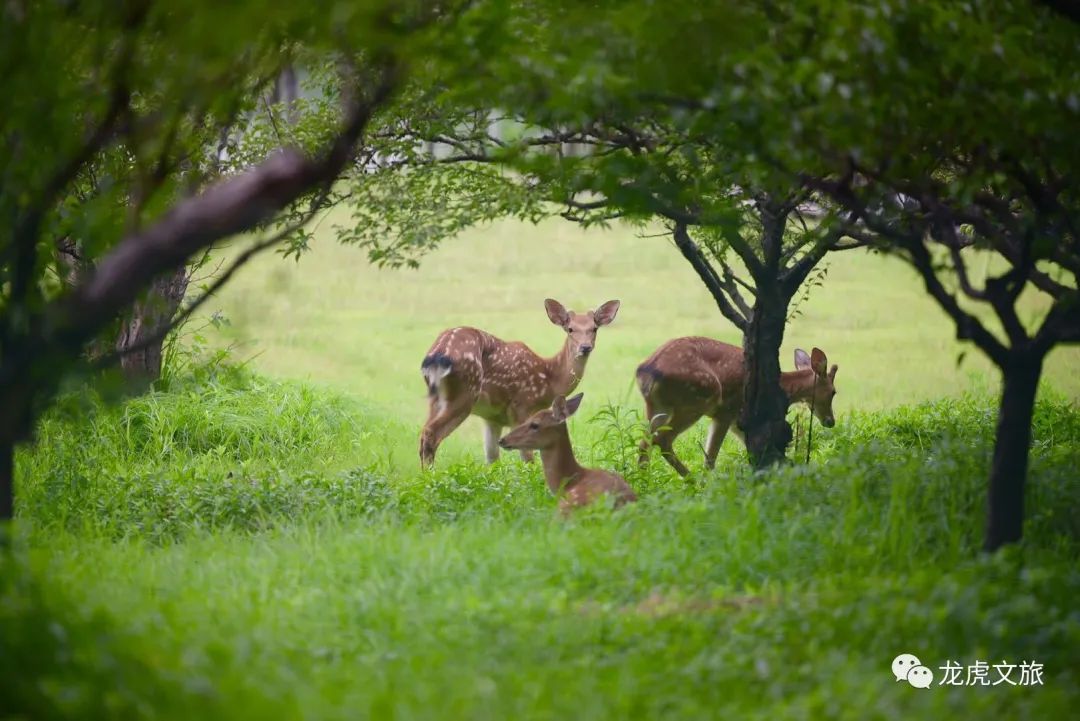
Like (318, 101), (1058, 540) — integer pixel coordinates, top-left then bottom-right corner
(807, 172), (1011, 365)
(0, 61), (400, 442)
(903, 235), (1010, 366)
(6, 1), (149, 301)
(782, 220), (873, 294)
(91, 224), (299, 370)
(672, 222), (749, 331)
(714, 253), (755, 319)
(10, 80), (131, 301)
(1034, 294), (1080, 355)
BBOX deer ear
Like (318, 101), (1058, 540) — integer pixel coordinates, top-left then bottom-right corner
(545, 298), (570, 326)
(810, 348), (828, 377)
(564, 393), (584, 418)
(794, 348), (811, 370)
(593, 300), (621, 326)
(829, 363), (838, 381)
(551, 394), (568, 420)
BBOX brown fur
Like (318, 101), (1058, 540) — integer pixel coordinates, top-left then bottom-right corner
(419, 299), (620, 467)
(636, 337), (839, 476)
(499, 394), (637, 513)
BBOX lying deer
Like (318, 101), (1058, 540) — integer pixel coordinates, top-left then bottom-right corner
(636, 338), (838, 476)
(419, 298), (620, 467)
(499, 393), (637, 512)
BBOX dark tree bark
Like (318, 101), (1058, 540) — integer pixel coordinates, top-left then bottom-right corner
(671, 223), (750, 333)
(740, 282), (793, 467)
(114, 266), (190, 387)
(984, 353), (1044, 551)
(57, 238), (190, 385)
(739, 199), (795, 468)
(272, 65), (300, 125)
(672, 196), (830, 469)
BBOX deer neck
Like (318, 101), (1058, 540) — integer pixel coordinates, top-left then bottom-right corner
(539, 425), (585, 495)
(545, 338), (587, 396)
(779, 368), (818, 407)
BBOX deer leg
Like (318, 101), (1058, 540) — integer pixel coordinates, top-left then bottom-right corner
(653, 412), (699, 478)
(704, 415), (733, 470)
(482, 420), (502, 464)
(638, 400), (661, 466)
(419, 394), (475, 468)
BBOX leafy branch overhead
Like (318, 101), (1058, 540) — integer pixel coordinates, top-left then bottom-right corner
(0, 0), (479, 512)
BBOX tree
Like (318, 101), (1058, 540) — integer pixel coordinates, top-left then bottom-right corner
(732, 0), (1080, 550)
(496, 0), (1079, 548)
(337, 1), (872, 468)
(0, 0), (487, 520)
(341, 0), (1078, 550)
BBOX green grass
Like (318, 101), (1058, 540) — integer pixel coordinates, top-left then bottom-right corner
(7, 368), (1080, 720)
(206, 214), (1079, 466)
(5, 217), (1080, 720)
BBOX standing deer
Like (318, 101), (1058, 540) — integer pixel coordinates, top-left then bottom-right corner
(499, 393), (637, 512)
(636, 338), (838, 476)
(419, 298), (621, 467)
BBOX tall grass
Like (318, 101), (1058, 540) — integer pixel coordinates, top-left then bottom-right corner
(6, 368), (1079, 720)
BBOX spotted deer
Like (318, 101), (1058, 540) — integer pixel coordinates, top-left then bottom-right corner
(636, 338), (838, 476)
(499, 393), (637, 512)
(419, 298), (621, 467)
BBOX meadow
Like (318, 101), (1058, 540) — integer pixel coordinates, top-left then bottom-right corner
(4, 218), (1079, 720)
(207, 213), (1079, 468)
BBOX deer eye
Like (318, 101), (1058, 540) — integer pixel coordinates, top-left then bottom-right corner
(529, 422), (540, 430)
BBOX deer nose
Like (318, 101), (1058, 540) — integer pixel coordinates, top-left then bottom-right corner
(823, 417), (835, 428)
(579, 345), (593, 355)
(498, 437), (510, 448)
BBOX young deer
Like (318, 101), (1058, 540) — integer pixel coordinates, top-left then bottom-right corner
(499, 393), (637, 512)
(636, 338), (838, 476)
(419, 298), (621, 467)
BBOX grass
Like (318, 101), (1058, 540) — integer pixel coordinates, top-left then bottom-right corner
(5, 217), (1080, 720)
(205, 214), (1079, 467)
(7, 368), (1080, 720)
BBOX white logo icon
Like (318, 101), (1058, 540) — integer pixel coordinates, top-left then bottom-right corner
(907, 664), (934, 688)
(892, 653), (934, 688)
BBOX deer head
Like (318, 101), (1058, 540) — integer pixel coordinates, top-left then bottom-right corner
(794, 347), (839, 427)
(499, 393), (584, 451)
(545, 299), (620, 359)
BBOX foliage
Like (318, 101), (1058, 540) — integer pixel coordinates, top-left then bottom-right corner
(0, 0), (494, 493)
(338, 162), (548, 268)
(5, 369), (1080, 719)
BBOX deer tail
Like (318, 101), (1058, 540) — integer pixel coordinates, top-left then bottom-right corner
(636, 362), (662, 399)
(421, 353), (454, 398)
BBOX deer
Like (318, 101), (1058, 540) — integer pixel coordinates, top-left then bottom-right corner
(419, 298), (621, 467)
(636, 338), (838, 476)
(499, 393), (637, 512)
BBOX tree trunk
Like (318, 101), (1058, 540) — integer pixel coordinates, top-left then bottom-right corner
(114, 267), (189, 388)
(740, 283), (793, 468)
(273, 65), (300, 125)
(0, 438), (12, 521)
(983, 353), (1044, 552)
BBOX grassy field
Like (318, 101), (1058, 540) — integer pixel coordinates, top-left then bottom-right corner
(207, 214), (1079, 467)
(5, 217), (1080, 720)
